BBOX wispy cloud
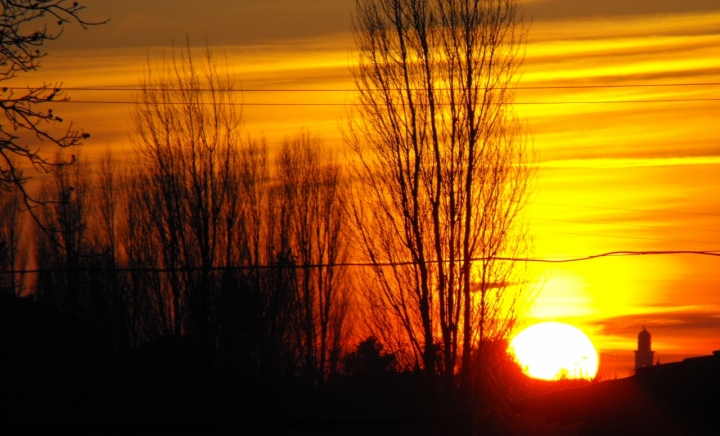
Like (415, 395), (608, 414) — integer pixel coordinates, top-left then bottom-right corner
(538, 156), (720, 169)
(589, 308), (720, 353)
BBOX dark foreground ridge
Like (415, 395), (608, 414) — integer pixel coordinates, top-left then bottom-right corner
(518, 351), (720, 436)
(0, 294), (473, 435)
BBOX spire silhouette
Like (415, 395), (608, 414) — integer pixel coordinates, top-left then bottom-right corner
(634, 326), (655, 369)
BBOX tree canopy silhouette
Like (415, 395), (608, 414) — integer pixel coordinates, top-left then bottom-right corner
(343, 336), (398, 377)
(348, 0), (533, 406)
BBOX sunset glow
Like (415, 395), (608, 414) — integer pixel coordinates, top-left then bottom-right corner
(7, 0), (720, 376)
(4, 1), (720, 433)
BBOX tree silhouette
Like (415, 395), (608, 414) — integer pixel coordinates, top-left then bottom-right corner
(276, 131), (350, 387)
(130, 43), (245, 380)
(0, 181), (27, 295)
(343, 336), (397, 377)
(348, 0), (533, 404)
(33, 155), (93, 317)
(127, 45), (354, 386)
(0, 0), (104, 205)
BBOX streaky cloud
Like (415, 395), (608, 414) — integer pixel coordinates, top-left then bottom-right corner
(538, 156), (720, 169)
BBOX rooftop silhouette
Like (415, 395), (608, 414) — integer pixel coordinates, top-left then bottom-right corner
(519, 348), (720, 435)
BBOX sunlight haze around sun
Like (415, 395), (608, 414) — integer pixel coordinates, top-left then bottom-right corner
(509, 322), (599, 381)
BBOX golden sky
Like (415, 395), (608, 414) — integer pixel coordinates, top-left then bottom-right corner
(15, 0), (720, 375)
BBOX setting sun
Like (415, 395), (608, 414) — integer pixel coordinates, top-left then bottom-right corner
(509, 322), (599, 380)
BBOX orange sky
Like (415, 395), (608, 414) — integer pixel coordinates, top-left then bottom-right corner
(13, 0), (720, 376)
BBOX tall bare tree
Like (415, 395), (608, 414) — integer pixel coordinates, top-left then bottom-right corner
(91, 150), (132, 354)
(0, 181), (27, 295)
(348, 0), (533, 400)
(277, 131), (349, 386)
(128, 45), (320, 384)
(131, 44), (243, 367)
(33, 154), (94, 316)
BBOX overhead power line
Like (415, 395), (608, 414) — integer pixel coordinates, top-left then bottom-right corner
(36, 98), (720, 106)
(5, 81), (720, 92)
(2, 250), (720, 274)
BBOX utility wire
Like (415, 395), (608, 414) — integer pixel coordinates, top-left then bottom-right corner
(3, 250), (720, 274)
(36, 98), (720, 106)
(5, 82), (720, 92)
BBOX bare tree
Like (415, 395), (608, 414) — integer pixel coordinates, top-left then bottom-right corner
(33, 153), (94, 316)
(348, 0), (533, 401)
(130, 43), (243, 365)
(92, 150), (132, 354)
(0, 181), (28, 295)
(276, 130), (350, 386)
(126, 44), (307, 383)
(0, 1), (104, 202)
(121, 170), (167, 344)
(230, 137), (300, 380)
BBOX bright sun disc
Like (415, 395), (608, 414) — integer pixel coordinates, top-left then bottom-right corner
(509, 322), (598, 380)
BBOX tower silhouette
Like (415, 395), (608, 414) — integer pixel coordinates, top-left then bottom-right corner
(634, 326), (654, 369)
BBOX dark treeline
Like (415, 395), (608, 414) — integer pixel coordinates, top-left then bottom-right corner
(0, 47), (547, 435)
(0, 48), (368, 432)
(20, 50), (350, 386)
(0, 1), (626, 435)
(0, 0), (561, 433)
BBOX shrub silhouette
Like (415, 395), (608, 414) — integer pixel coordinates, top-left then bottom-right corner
(343, 336), (397, 377)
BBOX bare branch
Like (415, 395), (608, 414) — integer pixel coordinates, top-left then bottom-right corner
(0, 0), (104, 208)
